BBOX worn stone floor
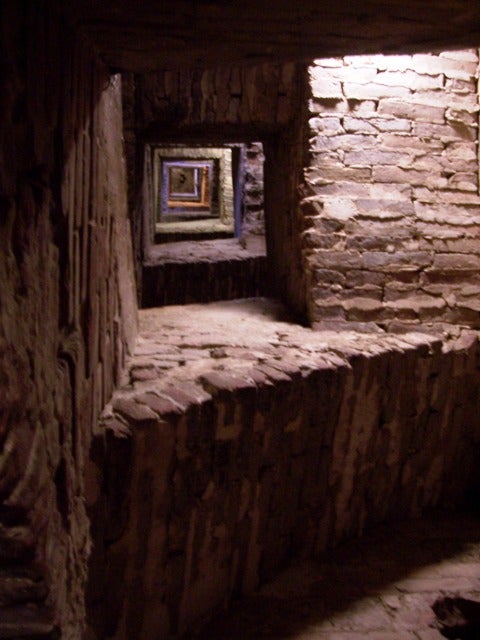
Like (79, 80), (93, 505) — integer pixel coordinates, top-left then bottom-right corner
(195, 511), (480, 639)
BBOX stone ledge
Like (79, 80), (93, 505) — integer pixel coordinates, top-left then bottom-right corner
(142, 258), (267, 307)
(142, 239), (268, 306)
(97, 299), (480, 639)
(144, 237), (266, 266)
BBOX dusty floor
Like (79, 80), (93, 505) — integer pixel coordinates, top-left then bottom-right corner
(195, 511), (480, 639)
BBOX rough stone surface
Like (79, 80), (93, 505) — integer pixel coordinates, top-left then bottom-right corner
(124, 61), (308, 315)
(5, 5), (480, 640)
(142, 238), (267, 306)
(0, 4), (137, 638)
(139, 140), (267, 306)
(303, 51), (480, 328)
(93, 299), (480, 639)
(66, 1), (480, 71)
(243, 141), (266, 239)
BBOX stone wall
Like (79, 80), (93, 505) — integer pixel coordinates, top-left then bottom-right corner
(67, 1), (480, 72)
(242, 142), (265, 238)
(98, 304), (480, 639)
(149, 141), (264, 243)
(0, 3), (137, 637)
(302, 51), (480, 328)
(139, 140), (267, 307)
(125, 63), (309, 316)
(142, 241), (267, 307)
(137, 64), (300, 132)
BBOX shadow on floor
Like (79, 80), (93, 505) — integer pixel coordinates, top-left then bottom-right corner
(194, 510), (480, 639)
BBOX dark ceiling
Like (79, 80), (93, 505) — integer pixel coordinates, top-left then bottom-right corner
(66, 0), (480, 71)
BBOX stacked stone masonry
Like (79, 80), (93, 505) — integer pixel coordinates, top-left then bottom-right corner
(96, 301), (480, 639)
(126, 63), (308, 313)
(196, 512), (480, 639)
(303, 51), (480, 327)
(242, 141), (266, 239)
(4, 3), (480, 639)
(151, 142), (264, 244)
(142, 240), (267, 307)
(124, 62), (299, 241)
(0, 3), (137, 638)
(137, 64), (300, 130)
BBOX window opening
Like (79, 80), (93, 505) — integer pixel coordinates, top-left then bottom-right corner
(142, 141), (267, 307)
(153, 145), (237, 243)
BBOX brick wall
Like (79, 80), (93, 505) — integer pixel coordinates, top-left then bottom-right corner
(0, 3), (137, 637)
(302, 51), (480, 327)
(99, 316), (480, 639)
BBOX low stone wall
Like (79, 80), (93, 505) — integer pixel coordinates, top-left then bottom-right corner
(303, 50), (480, 328)
(94, 302), (480, 639)
(142, 239), (267, 306)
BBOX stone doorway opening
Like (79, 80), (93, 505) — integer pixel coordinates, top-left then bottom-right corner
(150, 141), (265, 247)
(141, 140), (268, 307)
